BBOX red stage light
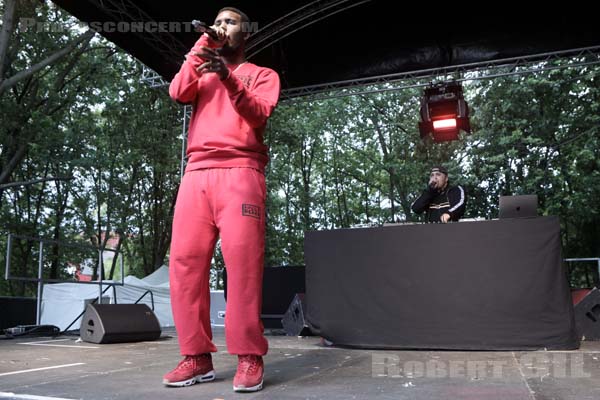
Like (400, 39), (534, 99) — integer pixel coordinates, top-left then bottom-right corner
(418, 82), (471, 143)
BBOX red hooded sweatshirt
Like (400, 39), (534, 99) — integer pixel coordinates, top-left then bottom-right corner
(169, 35), (281, 173)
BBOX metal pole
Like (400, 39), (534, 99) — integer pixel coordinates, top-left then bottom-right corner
(36, 241), (44, 325)
(120, 251), (124, 285)
(98, 249), (103, 304)
(5, 234), (12, 280)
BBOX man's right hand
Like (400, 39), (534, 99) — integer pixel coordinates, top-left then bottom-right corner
(427, 183), (440, 197)
(206, 25), (227, 46)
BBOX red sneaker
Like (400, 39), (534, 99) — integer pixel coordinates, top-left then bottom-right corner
(233, 355), (264, 392)
(163, 354), (215, 387)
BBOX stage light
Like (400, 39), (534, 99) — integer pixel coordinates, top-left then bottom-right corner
(418, 82), (471, 143)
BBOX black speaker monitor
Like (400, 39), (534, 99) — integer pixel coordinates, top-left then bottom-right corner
(224, 266), (306, 329)
(80, 303), (161, 344)
(282, 293), (312, 336)
(574, 287), (600, 341)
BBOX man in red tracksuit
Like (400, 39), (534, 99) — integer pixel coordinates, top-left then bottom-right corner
(162, 7), (280, 393)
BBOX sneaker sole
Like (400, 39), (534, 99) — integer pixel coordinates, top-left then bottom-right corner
(163, 370), (216, 387)
(233, 379), (263, 392)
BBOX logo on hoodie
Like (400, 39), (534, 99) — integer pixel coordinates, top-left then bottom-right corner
(236, 74), (253, 88)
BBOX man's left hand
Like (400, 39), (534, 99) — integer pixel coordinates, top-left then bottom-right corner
(440, 213), (451, 223)
(195, 46), (229, 80)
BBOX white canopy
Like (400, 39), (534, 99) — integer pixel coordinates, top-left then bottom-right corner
(41, 265), (226, 331)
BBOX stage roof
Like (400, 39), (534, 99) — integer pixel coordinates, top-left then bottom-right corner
(50, 1), (600, 96)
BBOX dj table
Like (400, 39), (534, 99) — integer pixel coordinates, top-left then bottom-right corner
(304, 216), (578, 350)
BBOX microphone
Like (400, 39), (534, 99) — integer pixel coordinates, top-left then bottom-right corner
(191, 20), (220, 41)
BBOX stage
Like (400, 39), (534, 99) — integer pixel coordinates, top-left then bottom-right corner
(1, 328), (599, 400)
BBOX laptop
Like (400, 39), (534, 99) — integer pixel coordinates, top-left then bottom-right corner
(499, 195), (538, 219)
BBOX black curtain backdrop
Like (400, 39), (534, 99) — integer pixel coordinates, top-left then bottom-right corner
(304, 217), (578, 350)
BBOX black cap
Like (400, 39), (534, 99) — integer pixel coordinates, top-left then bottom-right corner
(430, 165), (448, 175)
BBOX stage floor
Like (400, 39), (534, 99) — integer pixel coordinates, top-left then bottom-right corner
(1, 327), (600, 400)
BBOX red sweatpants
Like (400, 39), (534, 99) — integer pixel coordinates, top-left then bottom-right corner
(169, 168), (268, 356)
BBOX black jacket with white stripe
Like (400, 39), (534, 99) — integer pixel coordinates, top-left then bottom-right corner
(411, 184), (466, 223)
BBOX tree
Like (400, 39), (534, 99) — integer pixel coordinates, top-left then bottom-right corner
(0, 1), (181, 296)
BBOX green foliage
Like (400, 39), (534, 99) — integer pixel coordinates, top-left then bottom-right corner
(1, 0), (598, 296)
(265, 64), (600, 267)
(0, 1), (180, 296)
(465, 64), (600, 260)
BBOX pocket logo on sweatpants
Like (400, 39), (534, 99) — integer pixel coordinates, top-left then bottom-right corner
(242, 204), (261, 219)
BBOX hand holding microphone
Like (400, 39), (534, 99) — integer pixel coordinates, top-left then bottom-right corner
(427, 179), (438, 194)
(190, 19), (228, 79)
(191, 20), (226, 44)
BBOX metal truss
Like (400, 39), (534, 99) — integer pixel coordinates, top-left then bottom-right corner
(246, 0), (372, 59)
(281, 45), (600, 102)
(141, 65), (169, 88)
(89, 0), (188, 61)
(142, 45), (600, 102)
(179, 105), (192, 179)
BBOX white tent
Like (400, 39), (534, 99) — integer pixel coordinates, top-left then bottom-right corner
(40, 265), (226, 331)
